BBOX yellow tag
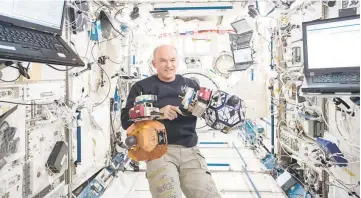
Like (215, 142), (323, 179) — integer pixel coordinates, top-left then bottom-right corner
(344, 168), (355, 177)
(0, 106), (10, 113)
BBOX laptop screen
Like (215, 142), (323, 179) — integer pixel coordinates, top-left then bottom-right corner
(0, 0), (65, 30)
(233, 47), (252, 64)
(231, 19), (252, 35)
(305, 17), (360, 70)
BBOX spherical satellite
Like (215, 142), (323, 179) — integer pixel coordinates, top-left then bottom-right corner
(203, 90), (246, 133)
(126, 120), (168, 161)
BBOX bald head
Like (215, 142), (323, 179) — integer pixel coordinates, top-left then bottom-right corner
(152, 44), (179, 82)
(153, 45), (178, 61)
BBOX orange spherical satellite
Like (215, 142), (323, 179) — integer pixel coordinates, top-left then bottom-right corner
(125, 120), (168, 161)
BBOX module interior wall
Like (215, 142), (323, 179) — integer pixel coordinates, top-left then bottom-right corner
(0, 81), (68, 198)
(0, 28), (119, 197)
(67, 31), (116, 191)
(270, 1), (360, 197)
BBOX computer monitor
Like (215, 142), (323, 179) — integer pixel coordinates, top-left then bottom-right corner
(303, 15), (360, 75)
(231, 18), (252, 35)
(0, 0), (65, 35)
(233, 48), (253, 64)
(229, 32), (253, 71)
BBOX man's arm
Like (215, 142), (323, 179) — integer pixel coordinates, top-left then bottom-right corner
(187, 77), (200, 91)
(121, 83), (142, 130)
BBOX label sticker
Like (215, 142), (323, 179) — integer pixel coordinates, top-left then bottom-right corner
(57, 53), (66, 58)
(0, 45), (16, 51)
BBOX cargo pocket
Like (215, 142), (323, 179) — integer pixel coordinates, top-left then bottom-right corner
(192, 148), (208, 170)
(145, 156), (167, 180)
(146, 153), (179, 180)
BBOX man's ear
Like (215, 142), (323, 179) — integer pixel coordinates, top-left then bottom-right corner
(152, 60), (156, 68)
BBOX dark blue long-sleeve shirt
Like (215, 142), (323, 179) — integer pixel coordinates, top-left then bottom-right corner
(120, 74), (200, 147)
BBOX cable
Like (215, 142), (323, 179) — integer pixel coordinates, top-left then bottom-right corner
(0, 73), (20, 82)
(107, 57), (122, 65)
(181, 72), (220, 90)
(334, 106), (360, 149)
(46, 64), (75, 71)
(0, 96), (74, 106)
(0, 100), (54, 106)
(0, 62), (31, 82)
(91, 44), (112, 108)
(99, 34), (122, 44)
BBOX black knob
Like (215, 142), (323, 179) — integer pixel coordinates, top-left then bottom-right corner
(125, 136), (137, 147)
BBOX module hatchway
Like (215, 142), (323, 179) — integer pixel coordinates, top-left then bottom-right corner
(0, 0), (359, 198)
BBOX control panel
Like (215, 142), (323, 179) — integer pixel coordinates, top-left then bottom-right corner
(279, 129), (300, 152)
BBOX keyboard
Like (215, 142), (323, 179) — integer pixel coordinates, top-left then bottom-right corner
(229, 32), (252, 50)
(0, 24), (68, 53)
(236, 32), (253, 44)
(312, 73), (360, 83)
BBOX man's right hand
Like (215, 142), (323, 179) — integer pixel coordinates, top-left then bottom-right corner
(160, 105), (183, 120)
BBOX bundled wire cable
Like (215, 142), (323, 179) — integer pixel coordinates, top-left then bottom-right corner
(91, 44), (112, 108)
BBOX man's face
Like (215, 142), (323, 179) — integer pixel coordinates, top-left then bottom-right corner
(152, 45), (178, 82)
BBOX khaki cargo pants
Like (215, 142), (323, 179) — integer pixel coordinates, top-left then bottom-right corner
(145, 145), (221, 198)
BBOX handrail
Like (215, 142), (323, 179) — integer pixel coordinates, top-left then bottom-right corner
(199, 141), (228, 145)
(207, 163), (230, 167)
(232, 141), (261, 198)
(232, 142), (247, 168)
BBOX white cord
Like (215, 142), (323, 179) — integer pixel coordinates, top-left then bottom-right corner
(334, 106), (360, 149)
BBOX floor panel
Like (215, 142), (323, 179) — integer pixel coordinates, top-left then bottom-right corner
(101, 128), (286, 198)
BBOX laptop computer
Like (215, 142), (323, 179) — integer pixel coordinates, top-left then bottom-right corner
(228, 18), (254, 71)
(0, 0), (85, 67)
(301, 15), (360, 95)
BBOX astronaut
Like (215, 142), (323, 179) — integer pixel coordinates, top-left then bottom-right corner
(121, 44), (221, 198)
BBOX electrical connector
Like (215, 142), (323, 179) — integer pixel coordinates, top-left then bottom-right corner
(98, 56), (107, 65)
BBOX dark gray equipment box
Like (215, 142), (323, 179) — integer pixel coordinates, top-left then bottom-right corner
(46, 141), (68, 173)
